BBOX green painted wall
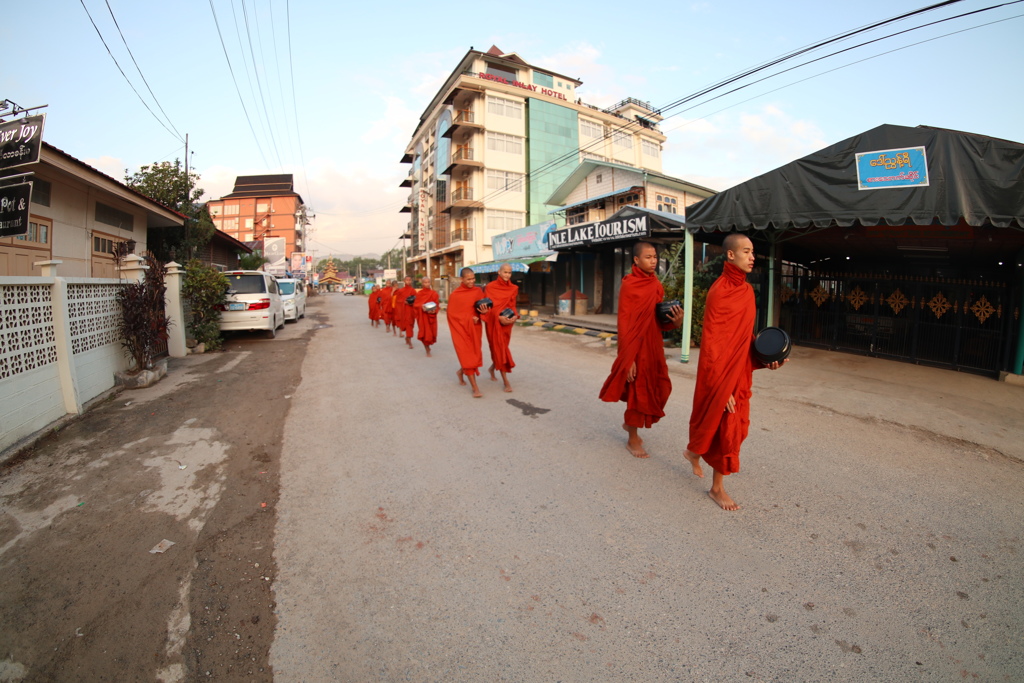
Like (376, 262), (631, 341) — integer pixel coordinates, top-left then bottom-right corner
(526, 98), (579, 226)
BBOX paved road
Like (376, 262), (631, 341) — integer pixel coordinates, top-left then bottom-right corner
(271, 294), (1024, 682)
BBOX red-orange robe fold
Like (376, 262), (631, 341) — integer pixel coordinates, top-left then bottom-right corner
(413, 288), (440, 346)
(599, 264), (675, 428)
(379, 286), (394, 325)
(447, 284), (485, 374)
(483, 278), (519, 373)
(687, 261), (763, 475)
(393, 285), (417, 337)
(368, 289), (381, 321)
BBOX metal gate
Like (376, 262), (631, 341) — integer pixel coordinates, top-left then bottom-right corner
(779, 269), (1015, 376)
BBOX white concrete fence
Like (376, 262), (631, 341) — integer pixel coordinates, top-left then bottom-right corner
(0, 255), (187, 454)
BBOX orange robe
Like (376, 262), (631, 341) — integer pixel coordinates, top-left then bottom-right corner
(483, 278), (519, 373)
(599, 265), (675, 428)
(368, 290), (381, 321)
(393, 285), (417, 338)
(413, 288), (440, 346)
(379, 286), (394, 325)
(687, 261), (762, 475)
(447, 283), (485, 374)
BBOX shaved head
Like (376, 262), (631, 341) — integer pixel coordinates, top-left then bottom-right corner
(460, 267), (475, 277)
(633, 241), (656, 258)
(723, 232), (752, 254)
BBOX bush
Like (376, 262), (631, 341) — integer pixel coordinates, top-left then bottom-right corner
(117, 253), (169, 372)
(662, 249), (725, 347)
(182, 259), (228, 351)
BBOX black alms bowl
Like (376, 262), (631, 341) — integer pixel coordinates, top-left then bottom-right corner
(500, 307), (515, 319)
(752, 326), (791, 365)
(655, 300), (681, 324)
(475, 297), (493, 312)
(405, 295), (416, 305)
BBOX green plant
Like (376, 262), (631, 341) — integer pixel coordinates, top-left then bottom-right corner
(238, 251), (269, 270)
(182, 259), (229, 351)
(662, 251), (723, 347)
(117, 253), (169, 373)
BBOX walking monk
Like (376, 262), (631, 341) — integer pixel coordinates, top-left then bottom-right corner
(368, 284), (381, 327)
(684, 233), (786, 511)
(599, 242), (683, 458)
(393, 276), (417, 348)
(483, 263), (520, 392)
(379, 280), (395, 333)
(412, 276), (440, 356)
(447, 267), (489, 397)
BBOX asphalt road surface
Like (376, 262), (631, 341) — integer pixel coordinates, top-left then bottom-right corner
(271, 294), (1024, 681)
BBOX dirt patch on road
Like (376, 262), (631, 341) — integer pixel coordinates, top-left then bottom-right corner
(0, 304), (323, 681)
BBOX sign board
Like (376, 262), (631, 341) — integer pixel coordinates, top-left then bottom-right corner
(264, 237), (287, 276)
(0, 115), (45, 170)
(548, 215), (649, 250)
(856, 146), (929, 190)
(384, 268), (397, 281)
(493, 221), (557, 259)
(290, 252), (309, 275)
(0, 181), (32, 237)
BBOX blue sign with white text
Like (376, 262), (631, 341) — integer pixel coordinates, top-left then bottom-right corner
(856, 146), (929, 190)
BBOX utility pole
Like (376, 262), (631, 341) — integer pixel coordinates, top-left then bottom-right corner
(183, 133), (190, 258)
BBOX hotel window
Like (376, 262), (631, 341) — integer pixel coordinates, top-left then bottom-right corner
(486, 132), (523, 155)
(642, 139), (661, 157)
(209, 204), (222, 216)
(487, 169), (524, 193)
(224, 204), (239, 215)
(16, 218), (50, 246)
(95, 202), (134, 232)
(486, 209), (524, 233)
(257, 202), (269, 213)
(579, 119), (603, 139)
(245, 218), (254, 229)
(485, 63), (517, 82)
(533, 72), (554, 88)
(487, 95), (523, 119)
(222, 218), (239, 231)
(657, 194), (678, 214)
(612, 130), (633, 150)
(31, 179), (51, 207)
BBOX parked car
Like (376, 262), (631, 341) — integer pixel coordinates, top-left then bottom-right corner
(219, 270), (284, 339)
(343, 284), (356, 295)
(277, 278), (307, 322)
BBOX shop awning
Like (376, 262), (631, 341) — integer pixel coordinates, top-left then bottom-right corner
(684, 124), (1024, 233)
(467, 254), (555, 274)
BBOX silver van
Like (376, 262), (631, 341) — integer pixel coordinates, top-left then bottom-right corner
(219, 270), (285, 338)
(277, 278), (307, 322)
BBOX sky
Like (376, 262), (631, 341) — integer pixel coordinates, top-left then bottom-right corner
(4, 0), (1022, 259)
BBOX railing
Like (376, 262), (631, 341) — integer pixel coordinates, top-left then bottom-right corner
(452, 187), (473, 202)
(455, 110), (475, 124)
(451, 228), (474, 242)
(452, 148), (475, 162)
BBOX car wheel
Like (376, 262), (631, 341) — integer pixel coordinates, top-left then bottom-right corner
(265, 323), (276, 339)
(277, 315), (284, 330)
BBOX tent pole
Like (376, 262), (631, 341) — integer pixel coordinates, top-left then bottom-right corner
(1014, 248), (1024, 375)
(681, 230), (694, 363)
(766, 241), (777, 328)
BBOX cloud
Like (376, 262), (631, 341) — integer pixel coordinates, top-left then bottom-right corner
(362, 95), (421, 148)
(84, 155), (127, 181)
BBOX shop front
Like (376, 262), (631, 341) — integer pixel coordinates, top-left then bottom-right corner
(548, 206), (688, 315)
(468, 221), (559, 310)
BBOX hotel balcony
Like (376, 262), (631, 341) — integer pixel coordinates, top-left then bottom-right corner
(442, 147), (483, 177)
(451, 227), (474, 243)
(442, 73), (485, 105)
(442, 110), (484, 141)
(442, 186), (484, 213)
(399, 170), (414, 188)
(399, 193), (414, 213)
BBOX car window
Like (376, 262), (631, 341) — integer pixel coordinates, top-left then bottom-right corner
(268, 279), (278, 294)
(225, 274), (267, 294)
(278, 282), (295, 295)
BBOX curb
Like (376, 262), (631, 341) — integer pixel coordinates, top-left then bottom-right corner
(520, 319), (616, 342)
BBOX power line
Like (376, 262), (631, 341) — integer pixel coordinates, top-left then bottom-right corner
(238, 0), (283, 168)
(207, 0), (271, 168)
(78, 0), (183, 142)
(286, 0), (315, 215)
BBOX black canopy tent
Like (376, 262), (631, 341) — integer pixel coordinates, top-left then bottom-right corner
(681, 124), (1024, 377)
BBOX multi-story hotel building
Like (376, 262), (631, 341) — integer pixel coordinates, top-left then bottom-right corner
(207, 174), (310, 275)
(399, 46), (670, 280)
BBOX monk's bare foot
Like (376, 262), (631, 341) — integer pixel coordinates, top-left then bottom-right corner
(468, 376), (482, 398)
(488, 364), (498, 381)
(503, 383), (513, 393)
(456, 370), (466, 386)
(406, 340), (413, 348)
(708, 489), (740, 511)
(684, 450), (705, 478)
(622, 424), (648, 458)
(425, 347), (431, 357)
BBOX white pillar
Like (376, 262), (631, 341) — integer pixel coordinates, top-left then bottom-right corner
(120, 254), (148, 283)
(680, 230), (694, 363)
(34, 259), (63, 277)
(50, 276), (82, 414)
(164, 261), (187, 358)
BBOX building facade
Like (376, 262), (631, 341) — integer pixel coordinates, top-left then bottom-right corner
(0, 143), (184, 277)
(399, 46), (668, 281)
(206, 174), (310, 276)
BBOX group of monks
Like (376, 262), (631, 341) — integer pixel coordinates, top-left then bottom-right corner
(366, 264), (521, 397)
(365, 236), (783, 511)
(599, 236), (786, 511)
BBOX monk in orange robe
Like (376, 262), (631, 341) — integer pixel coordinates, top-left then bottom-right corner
(368, 284), (381, 326)
(447, 267), (489, 397)
(379, 281), (395, 333)
(483, 263), (520, 392)
(393, 276), (417, 348)
(599, 242), (683, 458)
(684, 233), (786, 511)
(413, 276), (440, 356)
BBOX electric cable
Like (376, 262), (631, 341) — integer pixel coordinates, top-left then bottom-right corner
(239, 0), (284, 169)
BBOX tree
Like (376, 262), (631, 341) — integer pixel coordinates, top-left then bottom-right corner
(125, 159), (214, 262)
(239, 251), (269, 270)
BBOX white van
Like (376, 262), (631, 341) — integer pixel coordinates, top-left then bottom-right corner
(277, 278), (307, 322)
(219, 270), (284, 338)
